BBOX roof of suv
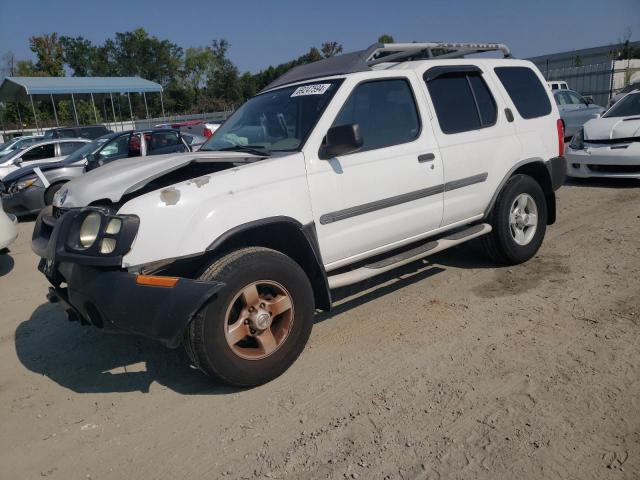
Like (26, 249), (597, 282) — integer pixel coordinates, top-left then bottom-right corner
(262, 42), (511, 92)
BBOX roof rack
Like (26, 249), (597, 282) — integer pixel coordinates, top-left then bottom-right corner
(366, 42), (511, 66)
(262, 42), (511, 92)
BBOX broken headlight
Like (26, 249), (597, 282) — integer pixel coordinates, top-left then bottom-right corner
(64, 208), (139, 259)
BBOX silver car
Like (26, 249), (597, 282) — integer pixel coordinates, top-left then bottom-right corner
(0, 138), (90, 180)
(0, 135), (44, 159)
(1, 129), (191, 216)
(553, 89), (605, 139)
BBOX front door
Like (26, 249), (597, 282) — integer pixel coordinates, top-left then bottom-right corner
(304, 73), (444, 269)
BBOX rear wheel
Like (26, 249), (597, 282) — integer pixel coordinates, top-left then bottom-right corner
(185, 247), (315, 387)
(482, 174), (547, 265)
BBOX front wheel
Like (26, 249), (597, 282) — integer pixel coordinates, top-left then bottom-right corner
(481, 174), (548, 265)
(185, 247), (315, 387)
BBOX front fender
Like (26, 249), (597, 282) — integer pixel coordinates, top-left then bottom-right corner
(119, 154), (314, 267)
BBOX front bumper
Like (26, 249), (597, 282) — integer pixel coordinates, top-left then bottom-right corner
(42, 261), (223, 347)
(1, 185), (45, 216)
(566, 143), (640, 179)
(33, 206), (224, 347)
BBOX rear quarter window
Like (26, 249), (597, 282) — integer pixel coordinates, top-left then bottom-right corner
(494, 67), (552, 119)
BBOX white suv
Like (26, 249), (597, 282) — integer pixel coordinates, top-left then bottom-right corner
(32, 42), (566, 386)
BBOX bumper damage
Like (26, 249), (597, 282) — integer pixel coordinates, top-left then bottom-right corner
(566, 143), (640, 179)
(42, 261), (224, 348)
(33, 206), (224, 347)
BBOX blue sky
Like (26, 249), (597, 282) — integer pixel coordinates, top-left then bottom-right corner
(1, 0), (639, 73)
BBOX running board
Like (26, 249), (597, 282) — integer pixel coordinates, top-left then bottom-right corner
(327, 223), (492, 289)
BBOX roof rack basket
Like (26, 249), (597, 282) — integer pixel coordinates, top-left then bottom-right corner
(366, 42), (511, 66)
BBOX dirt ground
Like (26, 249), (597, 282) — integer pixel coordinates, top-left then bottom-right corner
(1, 178), (639, 480)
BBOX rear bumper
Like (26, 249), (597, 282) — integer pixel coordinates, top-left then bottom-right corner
(42, 260), (224, 348)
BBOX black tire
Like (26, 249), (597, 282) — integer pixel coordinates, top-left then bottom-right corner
(481, 174), (547, 265)
(186, 247), (315, 387)
(44, 182), (66, 206)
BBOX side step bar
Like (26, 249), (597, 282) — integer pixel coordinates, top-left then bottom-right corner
(327, 223), (492, 289)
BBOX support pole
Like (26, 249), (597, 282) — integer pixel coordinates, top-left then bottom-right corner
(159, 91), (166, 121)
(142, 92), (150, 128)
(16, 98), (24, 133)
(116, 94), (124, 131)
(127, 92), (134, 127)
(29, 94), (39, 133)
(50, 94), (59, 127)
(110, 92), (117, 130)
(90, 93), (99, 124)
(71, 93), (79, 126)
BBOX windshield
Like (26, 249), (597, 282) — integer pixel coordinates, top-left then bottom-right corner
(604, 92), (640, 118)
(200, 79), (342, 152)
(0, 148), (25, 166)
(61, 137), (109, 165)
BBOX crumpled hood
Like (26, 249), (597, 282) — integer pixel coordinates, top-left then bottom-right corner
(57, 151), (269, 208)
(584, 116), (640, 141)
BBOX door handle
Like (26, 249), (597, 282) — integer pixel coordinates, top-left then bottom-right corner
(418, 153), (435, 163)
(505, 108), (514, 122)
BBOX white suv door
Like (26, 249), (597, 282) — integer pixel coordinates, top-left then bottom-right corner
(304, 72), (444, 269)
(421, 64), (521, 226)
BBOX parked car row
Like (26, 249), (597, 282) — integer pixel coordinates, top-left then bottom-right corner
(0, 129), (192, 217)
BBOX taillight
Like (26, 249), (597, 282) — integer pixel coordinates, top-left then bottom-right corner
(557, 119), (564, 156)
(203, 127), (213, 137)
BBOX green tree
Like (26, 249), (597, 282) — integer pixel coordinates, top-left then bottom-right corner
(378, 34), (395, 44)
(60, 36), (99, 76)
(321, 41), (343, 58)
(29, 33), (64, 76)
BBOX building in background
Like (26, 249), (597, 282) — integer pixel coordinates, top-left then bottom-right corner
(528, 41), (640, 106)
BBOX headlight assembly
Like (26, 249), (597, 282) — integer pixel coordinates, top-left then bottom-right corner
(79, 212), (102, 248)
(62, 208), (139, 261)
(9, 178), (37, 193)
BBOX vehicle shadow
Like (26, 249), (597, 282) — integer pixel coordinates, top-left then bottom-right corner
(15, 244), (493, 394)
(0, 252), (15, 276)
(14, 303), (242, 395)
(566, 177), (640, 189)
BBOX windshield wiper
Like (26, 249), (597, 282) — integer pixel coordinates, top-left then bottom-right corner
(215, 145), (272, 156)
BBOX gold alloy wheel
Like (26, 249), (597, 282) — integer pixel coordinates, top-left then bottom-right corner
(223, 280), (294, 360)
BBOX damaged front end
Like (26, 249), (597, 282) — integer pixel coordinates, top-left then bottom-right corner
(32, 205), (224, 347)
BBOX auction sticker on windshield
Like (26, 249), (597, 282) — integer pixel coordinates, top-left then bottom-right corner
(291, 84), (332, 97)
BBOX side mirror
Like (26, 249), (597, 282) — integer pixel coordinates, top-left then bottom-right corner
(584, 96), (594, 105)
(319, 124), (363, 160)
(13, 158), (22, 166)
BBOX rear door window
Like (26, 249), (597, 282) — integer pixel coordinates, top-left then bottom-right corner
(149, 131), (186, 155)
(57, 129), (77, 138)
(59, 142), (86, 156)
(425, 71), (497, 134)
(494, 67), (552, 119)
(21, 143), (56, 162)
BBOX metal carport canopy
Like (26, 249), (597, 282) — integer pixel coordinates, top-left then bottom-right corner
(0, 76), (162, 101)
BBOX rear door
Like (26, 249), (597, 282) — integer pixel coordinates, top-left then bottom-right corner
(148, 131), (188, 156)
(492, 64), (558, 162)
(305, 72), (444, 268)
(421, 64), (521, 226)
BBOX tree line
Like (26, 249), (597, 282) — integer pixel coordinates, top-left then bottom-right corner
(0, 30), (395, 129)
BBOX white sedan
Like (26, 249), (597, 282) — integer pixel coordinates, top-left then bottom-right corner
(566, 90), (640, 179)
(0, 200), (17, 251)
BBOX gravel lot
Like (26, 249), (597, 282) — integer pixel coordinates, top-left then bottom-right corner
(1, 179), (639, 480)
